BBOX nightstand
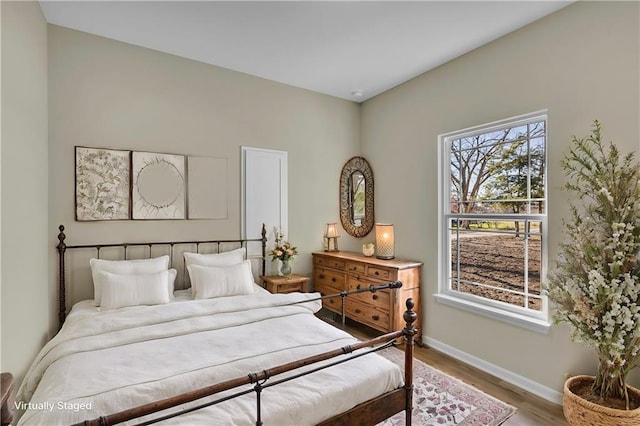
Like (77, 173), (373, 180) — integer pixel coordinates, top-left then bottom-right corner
(1, 373), (14, 426)
(260, 274), (310, 294)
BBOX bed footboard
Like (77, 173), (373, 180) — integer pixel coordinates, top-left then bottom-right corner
(77, 299), (417, 426)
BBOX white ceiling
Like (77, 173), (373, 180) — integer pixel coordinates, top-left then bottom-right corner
(39, 1), (572, 102)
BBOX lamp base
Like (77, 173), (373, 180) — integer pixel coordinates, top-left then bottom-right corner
(376, 255), (394, 260)
(324, 236), (339, 252)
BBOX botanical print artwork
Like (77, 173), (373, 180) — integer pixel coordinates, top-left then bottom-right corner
(132, 152), (186, 219)
(75, 147), (131, 221)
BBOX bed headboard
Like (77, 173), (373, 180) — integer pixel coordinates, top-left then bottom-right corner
(56, 224), (268, 329)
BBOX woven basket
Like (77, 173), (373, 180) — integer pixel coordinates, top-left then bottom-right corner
(563, 375), (640, 426)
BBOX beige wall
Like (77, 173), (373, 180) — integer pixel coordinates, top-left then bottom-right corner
(1, 1), (49, 382)
(48, 25), (360, 309)
(361, 0), (640, 396)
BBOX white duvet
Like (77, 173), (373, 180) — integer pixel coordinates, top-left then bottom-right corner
(16, 290), (403, 425)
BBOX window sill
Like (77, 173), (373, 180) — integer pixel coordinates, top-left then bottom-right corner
(434, 293), (551, 334)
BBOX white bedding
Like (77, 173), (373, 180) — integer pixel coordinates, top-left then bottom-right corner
(16, 288), (403, 425)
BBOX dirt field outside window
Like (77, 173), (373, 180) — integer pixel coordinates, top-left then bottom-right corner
(450, 233), (542, 310)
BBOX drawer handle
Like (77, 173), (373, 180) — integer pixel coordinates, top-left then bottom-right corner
(355, 309), (361, 314)
(356, 284), (361, 290)
(372, 315), (380, 321)
(372, 295), (378, 300)
(374, 271), (380, 276)
(331, 277), (336, 282)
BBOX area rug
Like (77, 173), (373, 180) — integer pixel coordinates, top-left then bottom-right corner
(377, 347), (517, 426)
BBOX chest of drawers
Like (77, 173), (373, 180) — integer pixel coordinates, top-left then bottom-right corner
(312, 251), (422, 337)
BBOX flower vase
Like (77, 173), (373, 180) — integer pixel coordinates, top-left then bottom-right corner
(279, 259), (292, 276)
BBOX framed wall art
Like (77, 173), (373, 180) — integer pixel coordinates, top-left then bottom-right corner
(75, 147), (131, 221)
(132, 151), (186, 219)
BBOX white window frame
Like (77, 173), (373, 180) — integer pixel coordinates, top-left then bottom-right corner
(435, 111), (550, 333)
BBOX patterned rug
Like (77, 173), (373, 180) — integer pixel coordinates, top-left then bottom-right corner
(378, 347), (517, 426)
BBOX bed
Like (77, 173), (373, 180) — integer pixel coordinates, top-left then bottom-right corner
(15, 225), (417, 425)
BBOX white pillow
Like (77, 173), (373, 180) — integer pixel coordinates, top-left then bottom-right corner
(183, 248), (246, 295)
(183, 247), (245, 268)
(90, 255), (170, 306)
(98, 270), (172, 310)
(187, 260), (255, 299)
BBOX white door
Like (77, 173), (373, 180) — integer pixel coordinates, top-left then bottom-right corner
(241, 147), (288, 275)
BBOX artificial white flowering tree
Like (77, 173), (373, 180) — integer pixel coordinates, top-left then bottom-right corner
(547, 121), (640, 409)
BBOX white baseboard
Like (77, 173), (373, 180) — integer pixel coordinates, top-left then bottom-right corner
(423, 335), (563, 405)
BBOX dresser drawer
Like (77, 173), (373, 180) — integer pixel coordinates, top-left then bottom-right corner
(345, 299), (390, 332)
(314, 256), (346, 270)
(314, 267), (346, 288)
(366, 265), (393, 281)
(345, 261), (365, 274)
(347, 277), (390, 312)
(314, 283), (343, 314)
(271, 281), (303, 293)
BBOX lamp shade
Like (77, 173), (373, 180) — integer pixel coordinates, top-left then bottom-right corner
(375, 223), (394, 259)
(325, 223), (340, 238)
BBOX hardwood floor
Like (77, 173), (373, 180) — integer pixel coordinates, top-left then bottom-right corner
(413, 344), (566, 425)
(335, 317), (566, 425)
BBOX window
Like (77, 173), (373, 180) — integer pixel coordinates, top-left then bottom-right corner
(437, 112), (549, 332)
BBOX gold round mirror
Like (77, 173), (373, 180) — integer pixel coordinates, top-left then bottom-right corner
(340, 156), (374, 237)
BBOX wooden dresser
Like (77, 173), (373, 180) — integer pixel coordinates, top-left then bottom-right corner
(312, 251), (422, 337)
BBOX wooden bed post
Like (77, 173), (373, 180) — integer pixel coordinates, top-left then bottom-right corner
(57, 225), (67, 330)
(403, 298), (417, 426)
